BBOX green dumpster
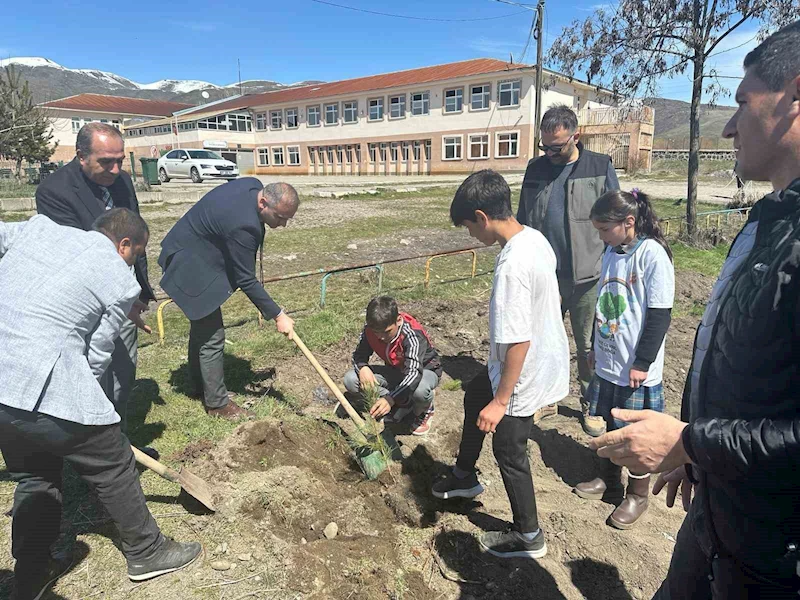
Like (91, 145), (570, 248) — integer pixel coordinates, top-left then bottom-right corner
(139, 158), (161, 186)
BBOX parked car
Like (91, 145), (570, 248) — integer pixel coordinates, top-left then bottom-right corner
(157, 149), (239, 183)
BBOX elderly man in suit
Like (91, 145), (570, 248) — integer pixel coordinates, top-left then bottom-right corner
(36, 123), (156, 454)
(159, 179), (299, 420)
(0, 209), (200, 600)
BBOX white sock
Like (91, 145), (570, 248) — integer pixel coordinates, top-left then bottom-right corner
(519, 529), (540, 541)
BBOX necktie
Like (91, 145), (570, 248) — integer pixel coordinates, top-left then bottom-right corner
(100, 186), (113, 210)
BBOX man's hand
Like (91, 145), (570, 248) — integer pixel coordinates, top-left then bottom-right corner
(275, 311), (294, 336)
(128, 300), (151, 334)
(653, 466), (695, 512)
(359, 366), (377, 389)
(369, 397), (394, 419)
(629, 367), (648, 388)
(477, 399), (507, 433)
(589, 409), (690, 473)
(587, 350), (595, 371)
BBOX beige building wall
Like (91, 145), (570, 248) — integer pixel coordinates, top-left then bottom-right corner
(45, 108), (126, 164)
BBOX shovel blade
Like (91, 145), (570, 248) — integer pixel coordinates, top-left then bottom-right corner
(177, 467), (216, 512)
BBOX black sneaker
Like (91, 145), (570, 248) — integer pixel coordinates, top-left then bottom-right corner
(127, 538), (202, 581)
(431, 470), (484, 500)
(479, 528), (547, 559)
(12, 555), (74, 600)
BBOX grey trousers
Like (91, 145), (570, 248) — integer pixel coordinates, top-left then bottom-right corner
(188, 308), (229, 410)
(343, 366), (438, 415)
(558, 279), (597, 401)
(102, 318), (138, 434)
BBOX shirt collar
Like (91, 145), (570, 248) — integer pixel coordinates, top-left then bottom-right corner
(614, 236), (645, 255)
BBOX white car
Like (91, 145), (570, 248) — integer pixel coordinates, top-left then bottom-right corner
(157, 149), (239, 183)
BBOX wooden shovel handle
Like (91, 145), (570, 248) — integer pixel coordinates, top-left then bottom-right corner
(131, 446), (179, 483)
(290, 331), (367, 429)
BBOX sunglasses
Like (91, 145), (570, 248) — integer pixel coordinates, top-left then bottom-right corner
(538, 135), (575, 153)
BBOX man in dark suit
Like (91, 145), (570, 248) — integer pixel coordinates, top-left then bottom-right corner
(36, 123), (157, 455)
(159, 178), (299, 420)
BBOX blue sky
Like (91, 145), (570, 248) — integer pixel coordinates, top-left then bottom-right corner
(3, 0), (758, 104)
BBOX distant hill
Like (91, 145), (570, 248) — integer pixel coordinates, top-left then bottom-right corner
(0, 57), (323, 105)
(646, 97), (736, 145)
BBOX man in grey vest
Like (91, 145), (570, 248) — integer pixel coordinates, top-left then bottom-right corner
(517, 105), (619, 436)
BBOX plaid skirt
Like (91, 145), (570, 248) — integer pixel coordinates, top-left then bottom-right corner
(587, 375), (665, 431)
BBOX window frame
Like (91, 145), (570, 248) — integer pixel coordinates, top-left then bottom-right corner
(272, 146), (285, 166)
(368, 97), (384, 121)
(307, 105), (321, 127)
(468, 133), (490, 160)
(470, 83), (491, 111)
(497, 79), (522, 108)
(287, 145), (301, 166)
(389, 94), (406, 120)
(257, 147), (270, 166)
(71, 117), (81, 133)
(443, 87), (464, 114)
(410, 91), (430, 116)
(495, 130), (521, 158)
(342, 100), (358, 124)
(270, 109), (283, 130)
(285, 108), (299, 129)
(324, 103), (339, 126)
(441, 135), (463, 161)
(255, 112), (267, 130)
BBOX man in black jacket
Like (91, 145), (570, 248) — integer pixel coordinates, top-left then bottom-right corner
(589, 21), (800, 597)
(159, 178), (298, 420)
(36, 123), (156, 453)
(517, 105), (619, 436)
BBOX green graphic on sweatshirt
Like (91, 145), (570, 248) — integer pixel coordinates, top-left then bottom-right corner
(597, 291), (627, 339)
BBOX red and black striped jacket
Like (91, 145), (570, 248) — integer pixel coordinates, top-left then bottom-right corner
(352, 313), (442, 401)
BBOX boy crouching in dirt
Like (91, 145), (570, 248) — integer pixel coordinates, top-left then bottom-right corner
(431, 170), (569, 559)
(343, 296), (442, 436)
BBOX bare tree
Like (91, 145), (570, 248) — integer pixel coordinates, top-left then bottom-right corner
(0, 66), (57, 180)
(547, 0), (797, 236)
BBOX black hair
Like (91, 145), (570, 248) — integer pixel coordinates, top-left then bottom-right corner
(590, 189), (672, 260)
(366, 296), (399, 330)
(76, 122), (124, 155)
(450, 169), (513, 225)
(743, 20), (800, 92)
(540, 104), (578, 134)
(92, 208), (149, 247)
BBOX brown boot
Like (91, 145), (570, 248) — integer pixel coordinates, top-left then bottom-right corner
(206, 399), (255, 421)
(574, 459), (622, 500)
(609, 472), (650, 529)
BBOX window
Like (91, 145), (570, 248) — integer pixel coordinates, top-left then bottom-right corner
(336, 146), (344, 163)
(444, 88), (464, 113)
(71, 117), (81, 133)
(307, 105), (321, 127)
(425, 140), (431, 160)
(413, 140), (421, 160)
(256, 112), (267, 130)
(343, 101), (358, 124)
(355, 144), (361, 163)
(198, 115), (227, 130)
(443, 136), (462, 160)
(326, 147), (335, 164)
(287, 146), (300, 166)
(285, 108), (299, 129)
(368, 98), (384, 121)
(166, 150), (180, 159)
(401, 142), (410, 161)
(308, 147), (316, 165)
(324, 103), (338, 125)
(496, 132), (520, 158)
(111, 120), (120, 130)
(498, 80), (521, 107)
(471, 83), (491, 110)
(468, 134), (490, 160)
(390, 142), (400, 162)
(100, 119), (109, 124)
(345, 146), (353, 164)
(379, 143), (388, 161)
(272, 147), (284, 166)
(270, 110), (282, 129)
(228, 113), (252, 132)
(389, 95), (406, 119)
(257, 148), (270, 166)
(368, 143), (378, 162)
(411, 91), (430, 116)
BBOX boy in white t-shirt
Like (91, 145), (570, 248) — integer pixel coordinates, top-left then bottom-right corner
(431, 169), (569, 559)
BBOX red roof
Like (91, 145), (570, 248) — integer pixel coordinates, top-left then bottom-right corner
(205, 58), (529, 114)
(40, 93), (194, 117)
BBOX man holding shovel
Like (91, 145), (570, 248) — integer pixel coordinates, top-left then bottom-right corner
(0, 209), (201, 600)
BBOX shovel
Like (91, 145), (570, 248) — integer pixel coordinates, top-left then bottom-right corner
(289, 331), (389, 480)
(131, 446), (216, 512)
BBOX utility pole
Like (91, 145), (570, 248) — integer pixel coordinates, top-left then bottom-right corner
(533, 0), (545, 156)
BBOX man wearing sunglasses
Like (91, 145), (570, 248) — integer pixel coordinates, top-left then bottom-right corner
(159, 179), (299, 420)
(517, 105), (620, 436)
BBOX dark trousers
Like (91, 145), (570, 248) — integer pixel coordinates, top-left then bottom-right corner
(102, 318), (138, 433)
(0, 405), (163, 573)
(188, 308), (229, 409)
(654, 505), (800, 599)
(455, 368), (539, 533)
(558, 279), (597, 400)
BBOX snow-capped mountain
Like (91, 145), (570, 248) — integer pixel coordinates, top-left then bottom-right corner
(0, 57), (322, 104)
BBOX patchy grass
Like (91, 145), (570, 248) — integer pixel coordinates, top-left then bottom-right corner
(648, 159), (736, 181)
(0, 180), (37, 198)
(441, 379), (463, 392)
(672, 241), (730, 277)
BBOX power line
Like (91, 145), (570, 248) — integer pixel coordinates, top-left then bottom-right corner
(309, 0), (528, 22)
